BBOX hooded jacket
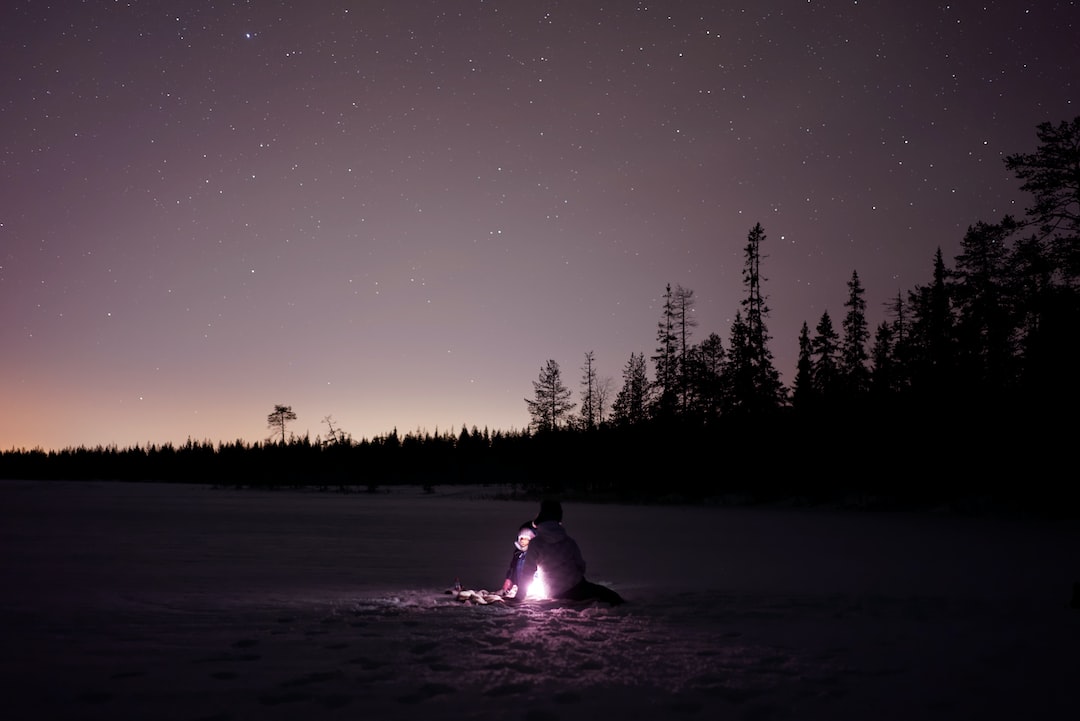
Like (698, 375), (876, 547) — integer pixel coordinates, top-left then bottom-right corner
(504, 522), (535, 588)
(519, 520), (586, 599)
(504, 543), (527, 587)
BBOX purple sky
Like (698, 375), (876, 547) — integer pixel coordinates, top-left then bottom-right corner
(3, 2), (1077, 451)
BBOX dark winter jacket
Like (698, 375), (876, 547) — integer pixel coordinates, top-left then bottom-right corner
(504, 546), (527, 587)
(520, 520), (586, 598)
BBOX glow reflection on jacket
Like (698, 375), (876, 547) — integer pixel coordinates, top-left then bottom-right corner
(520, 520), (586, 598)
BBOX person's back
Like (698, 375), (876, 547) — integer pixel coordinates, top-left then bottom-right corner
(524, 518), (585, 597)
(519, 499), (624, 606)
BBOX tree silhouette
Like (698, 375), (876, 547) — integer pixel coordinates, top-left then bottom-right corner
(883, 290), (911, 396)
(674, 285), (698, 414)
(1004, 116), (1080, 285)
(595, 374), (614, 426)
(810, 311), (841, 402)
(869, 320), (897, 400)
(267, 404), (297, 444)
(651, 284), (679, 419)
(730, 223), (785, 411)
(686, 331), (725, 423)
(792, 321), (815, 409)
(321, 415), (350, 447)
(1003, 117), (1080, 402)
(578, 350), (601, 430)
(525, 359), (575, 432)
(951, 218), (1019, 397)
(8, 116), (1080, 516)
(840, 270), (871, 401)
(612, 352), (650, 426)
(905, 248), (957, 402)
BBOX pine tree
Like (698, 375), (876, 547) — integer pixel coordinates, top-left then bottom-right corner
(612, 352), (650, 426)
(730, 223), (785, 411)
(687, 332), (725, 423)
(906, 248), (957, 401)
(1004, 116), (1080, 286)
(651, 284), (679, 419)
(950, 218), (1019, 396)
(885, 290), (912, 395)
(791, 321), (815, 409)
(673, 284), (698, 414)
(810, 311), (841, 402)
(840, 270), (871, 400)
(869, 321), (897, 399)
(1003, 116), (1080, 405)
(267, 404), (297, 444)
(1009, 230), (1064, 399)
(525, 360), (576, 432)
(721, 311), (752, 414)
(578, 350), (601, 430)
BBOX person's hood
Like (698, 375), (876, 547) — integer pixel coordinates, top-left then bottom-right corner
(534, 520), (570, 543)
(514, 523), (535, 552)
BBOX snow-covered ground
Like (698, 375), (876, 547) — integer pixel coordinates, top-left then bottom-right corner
(2, 479), (1077, 720)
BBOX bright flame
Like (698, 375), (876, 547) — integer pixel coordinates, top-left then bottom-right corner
(529, 567), (549, 600)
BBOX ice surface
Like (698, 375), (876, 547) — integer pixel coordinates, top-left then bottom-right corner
(1, 480), (1077, 720)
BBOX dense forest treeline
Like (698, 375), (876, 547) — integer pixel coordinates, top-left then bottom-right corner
(3, 117), (1078, 516)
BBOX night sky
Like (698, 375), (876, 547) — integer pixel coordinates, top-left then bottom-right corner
(3, 1), (1077, 451)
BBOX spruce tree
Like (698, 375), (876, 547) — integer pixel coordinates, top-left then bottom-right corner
(906, 248), (957, 402)
(612, 352), (650, 426)
(810, 311), (841, 403)
(840, 270), (871, 400)
(673, 285), (698, 414)
(950, 219), (1019, 397)
(525, 360), (575, 432)
(869, 321), (897, 400)
(687, 332), (725, 423)
(791, 321), (815, 410)
(733, 223), (785, 411)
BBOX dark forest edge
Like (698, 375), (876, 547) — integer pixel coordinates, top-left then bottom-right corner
(3, 117), (1079, 519)
(1, 404), (1074, 519)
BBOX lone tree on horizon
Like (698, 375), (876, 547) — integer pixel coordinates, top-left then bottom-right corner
(267, 404), (297, 444)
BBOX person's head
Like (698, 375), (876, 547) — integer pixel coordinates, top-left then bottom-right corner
(516, 523), (535, 550)
(535, 499), (563, 525)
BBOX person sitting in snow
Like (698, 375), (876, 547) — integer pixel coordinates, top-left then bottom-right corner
(500, 521), (535, 597)
(516, 499), (625, 606)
